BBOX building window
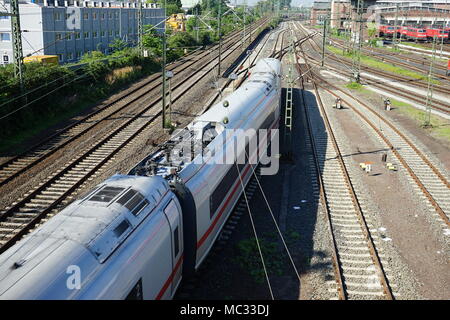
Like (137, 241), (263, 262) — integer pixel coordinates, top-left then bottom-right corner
(83, 12), (89, 20)
(115, 12), (119, 19)
(0, 16), (9, 20)
(54, 12), (62, 21)
(55, 33), (62, 41)
(67, 52), (73, 60)
(66, 32), (72, 40)
(93, 31), (98, 38)
(75, 32), (81, 39)
(115, 30), (119, 36)
(0, 33), (11, 42)
(84, 32), (89, 38)
(57, 54), (63, 62)
(101, 13), (105, 20)
(3, 55), (9, 63)
(101, 30), (106, 37)
(109, 12), (113, 19)
(108, 30), (113, 36)
(93, 12), (97, 20)
(76, 51), (83, 58)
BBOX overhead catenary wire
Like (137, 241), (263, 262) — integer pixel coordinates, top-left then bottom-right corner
(235, 161), (274, 300)
(244, 156), (302, 283)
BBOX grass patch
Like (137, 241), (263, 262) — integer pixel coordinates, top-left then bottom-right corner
(391, 98), (450, 142)
(234, 230), (300, 284)
(346, 81), (363, 90)
(326, 45), (440, 85)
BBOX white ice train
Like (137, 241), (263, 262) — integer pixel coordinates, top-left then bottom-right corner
(0, 58), (282, 300)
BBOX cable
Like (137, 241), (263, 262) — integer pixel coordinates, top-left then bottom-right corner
(243, 149), (302, 283)
(235, 161), (274, 300)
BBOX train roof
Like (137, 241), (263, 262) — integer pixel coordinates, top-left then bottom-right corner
(192, 58), (281, 129)
(128, 58), (281, 180)
(0, 175), (170, 298)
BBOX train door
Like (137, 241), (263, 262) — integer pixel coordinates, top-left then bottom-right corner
(163, 198), (184, 297)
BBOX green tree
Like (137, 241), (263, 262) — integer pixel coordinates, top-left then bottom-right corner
(143, 24), (163, 56)
(109, 39), (128, 52)
(167, 32), (197, 59)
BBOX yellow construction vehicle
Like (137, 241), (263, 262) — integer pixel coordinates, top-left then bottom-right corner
(167, 13), (186, 32)
(23, 55), (59, 65)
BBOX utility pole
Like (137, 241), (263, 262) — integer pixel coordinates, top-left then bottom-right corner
(243, 0), (247, 50)
(9, 0), (24, 89)
(195, 6), (199, 43)
(321, 14), (328, 67)
(138, 0), (144, 56)
(424, 35), (437, 128)
(351, 0), (364, 83)
(393, 2), (399, 49)
(218, 0), (222, 77)
(162, 0), (168, 128)
(438, 0), (448, 60)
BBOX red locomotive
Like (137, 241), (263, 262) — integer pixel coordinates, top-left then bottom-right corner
(426, 27), (449, 41)
(405, 27), (427, 41)
(378, 24), (449, 43)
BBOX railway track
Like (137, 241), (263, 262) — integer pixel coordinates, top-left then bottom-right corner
(0, 18), (269, 189)
(0, 18), (271, 253)
(295, 25), (450, 231)
(310, 74), (450, 229)
(297, 52), (396, 300)
(294, 23), (450, 114)
(304, 26), (450, 83)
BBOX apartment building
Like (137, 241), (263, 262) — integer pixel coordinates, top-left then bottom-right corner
(0, 0), (165, 65)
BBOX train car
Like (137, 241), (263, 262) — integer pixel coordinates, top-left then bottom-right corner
(405, 27), (427, 41)
(379, 25), (397, 37)
(398, 26), (408, 38)
(426, 27), (449, 41)
(23, 55), (59, 65)
(0, 58), (282, 300)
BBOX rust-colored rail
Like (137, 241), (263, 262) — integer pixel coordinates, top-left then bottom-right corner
(297, 48), (395, 300)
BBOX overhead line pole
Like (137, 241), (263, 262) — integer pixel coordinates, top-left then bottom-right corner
(393, 2), (399, 49)
(321, 14), (328, 67)
(218, 0), (222, 77)
(424, 35), (437, 128)
(162, 0), (167, 128)
(4, 0), (24, 90)
(138, 0), (144, 56)
(351, 0), (364, 83)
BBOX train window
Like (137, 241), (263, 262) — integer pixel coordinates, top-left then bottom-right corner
(210, 165), (239, 218)
(117, 189), (138, 206)
(261, 112), (275, 130)
(114, 220), (130, 238)
(173, 226), (180, 256)
(90, 186), (125, 203)
(125, 193), (145, 212)
(125, 279), (143, 300)
(131, 199), (149, 216)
